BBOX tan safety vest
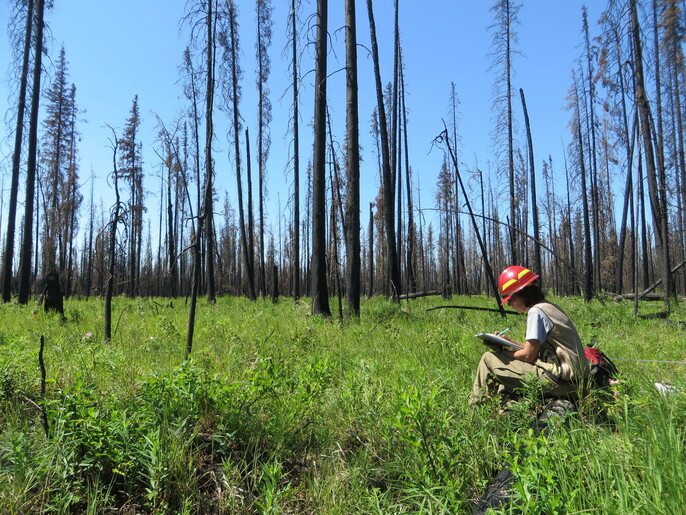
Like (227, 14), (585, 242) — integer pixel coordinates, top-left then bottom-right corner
(534, 301), (589, 381)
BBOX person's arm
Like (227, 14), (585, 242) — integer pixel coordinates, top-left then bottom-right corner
(500, 306), (550, 363)
(514, 339), (541, 363)
(501, 338), (541, 363)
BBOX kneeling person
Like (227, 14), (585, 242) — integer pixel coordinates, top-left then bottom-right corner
(469, 266), (589, 406)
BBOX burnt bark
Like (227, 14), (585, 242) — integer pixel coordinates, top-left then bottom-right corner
(345, 0), (361, 316)
(310, 0), (330, 316)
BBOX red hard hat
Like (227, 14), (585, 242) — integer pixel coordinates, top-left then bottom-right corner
(498, 266), (539, 305)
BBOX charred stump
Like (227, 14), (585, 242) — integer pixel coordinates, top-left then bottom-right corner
(41, 272), (64, 316)
(271, 264), (279, 304)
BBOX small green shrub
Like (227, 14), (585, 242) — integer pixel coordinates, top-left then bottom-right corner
(503, 429), (582, 515)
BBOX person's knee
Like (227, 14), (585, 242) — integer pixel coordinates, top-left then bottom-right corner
(482, 351), (508, 369)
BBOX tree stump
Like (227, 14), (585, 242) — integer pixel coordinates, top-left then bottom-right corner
(42, 272), (64, 316)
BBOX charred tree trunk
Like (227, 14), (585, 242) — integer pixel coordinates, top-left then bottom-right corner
(344, 0), (361, 316)
(18, 0), (46, 305)
(400, 56), (416, 294)
(186, 225), (201, 359)
(290, 0), (301, 301)
(368, 202), (374, 297)
(613, 30), (635, 295)
(441, 128), (505, 316)
(310, 0), (330, 316)
(167, 147), (178, 298)
(519, 88), (542, 278)
(245, 127), (257, 298)
(582, 7), (601, 291)
(105, 130), (121, 341)
(392, 0), (402, 294)
(85, 179), (94, 299)
(2, 0), (34, 303)
(42, 271), (64, 316)
(366, 0), (400, 300)
(204, 0), (216, 303)
(574, 79), (593, 302)
(255, 0), (273, 298)
(631, 0), (671, 310)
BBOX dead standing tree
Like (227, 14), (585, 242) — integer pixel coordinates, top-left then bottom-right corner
(181, 0), (223, 355)
(40, 47), (81, 287)
(399, 52), (417, 295)
(519, 88), (542, 278)
(185, 0), (221, 304)
(435, 127), (505, 317)
(447, 83), (466, 294)
(663, 0), (686, 295)
(203, 0), (217, 304)
(630, 0), (672, 310)
(582, 6), (603, 290)
(184, 111), (211, 355)
(366, 0), (401, 301)
(154, 118), (184, 298)
(255, 0), (273, 298)
(570, 74), (594, 302)
(488, 0), (521, 266)
(287, 0), (302, 301)
(344, 0), (361, 316)
(310, 0), (330, 316)
(3, 0), (35, 303)
(18, 0), (46, 305)
(117, 96), (143, 297)
(218, 0), (256, 300)
(597, 9), (636, 295)
(181, 47), (203, 294)
(104, 127), (125, 342)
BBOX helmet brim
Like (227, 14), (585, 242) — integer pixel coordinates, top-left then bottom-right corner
(499, 273), (539, 305)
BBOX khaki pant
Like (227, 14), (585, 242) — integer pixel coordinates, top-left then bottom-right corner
(469, 351), (580, 405)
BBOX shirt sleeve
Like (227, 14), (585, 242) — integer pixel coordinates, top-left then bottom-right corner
(525, 307), (553, 343)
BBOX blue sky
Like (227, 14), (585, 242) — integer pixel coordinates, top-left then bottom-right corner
(0, 0), (606, 244)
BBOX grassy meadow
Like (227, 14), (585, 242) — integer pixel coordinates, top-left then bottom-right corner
(0, 294), (685, 513)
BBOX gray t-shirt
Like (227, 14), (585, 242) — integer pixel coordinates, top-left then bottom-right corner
(525, 306), (553, 343)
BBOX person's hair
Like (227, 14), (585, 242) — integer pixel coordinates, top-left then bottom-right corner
(516, 283), (545, 307)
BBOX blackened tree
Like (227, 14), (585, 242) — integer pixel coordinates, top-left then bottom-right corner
(288, 0), (302, 301)
(366, 0), (400, 300)
(2, 0), (34, 302)
(18, 0), (47, 305)
(344, 0), (361, 316)
(255, 0), (273, 297)
(488, 0), (521, 265)
(118, 96), (143, 297)
(40, 47), (81, 278)
(310, 0), (330, 315)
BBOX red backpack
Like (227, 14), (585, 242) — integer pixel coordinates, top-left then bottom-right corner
(584, 346), (619, 389)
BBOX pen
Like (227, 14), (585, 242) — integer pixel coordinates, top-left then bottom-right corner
(497, 328), (509, 336)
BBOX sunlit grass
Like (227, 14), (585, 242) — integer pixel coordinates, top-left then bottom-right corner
(0, 294), (685, 512)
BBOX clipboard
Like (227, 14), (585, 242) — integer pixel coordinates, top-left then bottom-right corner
(474, 332), (523, 350)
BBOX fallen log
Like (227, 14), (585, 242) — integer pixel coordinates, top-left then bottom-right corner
(398, 290), (441, 300)
(427, 305), (518, 315)
(636, 311), (671, 320)
(613, 292), (667, 301)
(634, 257), (686, 300)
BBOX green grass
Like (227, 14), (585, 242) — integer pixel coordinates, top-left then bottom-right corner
(0, 295), (685, 513)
